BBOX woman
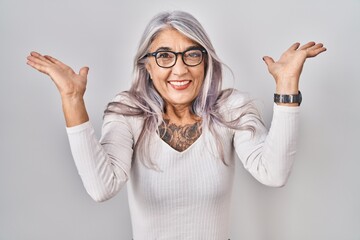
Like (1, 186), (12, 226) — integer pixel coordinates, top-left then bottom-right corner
(26, 11), (326, 240)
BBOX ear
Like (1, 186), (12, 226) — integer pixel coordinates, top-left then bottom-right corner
(145, 62), (152, 80)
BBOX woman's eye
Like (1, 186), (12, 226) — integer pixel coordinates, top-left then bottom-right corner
(157, 52), (172, 58)
(190, 53), (200, 57)
(187, 51), (201, 58)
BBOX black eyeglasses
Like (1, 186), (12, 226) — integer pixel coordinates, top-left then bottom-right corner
(144, 48), (207, 68)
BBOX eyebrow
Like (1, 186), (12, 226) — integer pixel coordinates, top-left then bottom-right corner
(155, 47), (171, 51)
(154, 45), (201, 52)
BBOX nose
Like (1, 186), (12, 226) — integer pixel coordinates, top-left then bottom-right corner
(171, 54), (188, 76)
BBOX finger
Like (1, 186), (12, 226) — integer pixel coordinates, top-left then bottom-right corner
(27, 55), (50, 67)
(26, 60), (49, 75)
(30, 51), (43, 57)
(299, 41), (316, 50)
(306, 43), (326, 56)
(288, 42), (301, 51)
(30, 51), (53, 64)
(307, 46), (327, 57)
(308, 43), (324, 50)
(262, 56), (275, 67)
(79, 67), (89, 77)
(44, 55), (68, 69)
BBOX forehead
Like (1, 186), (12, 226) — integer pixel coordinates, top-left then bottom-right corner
(149, 28), (199, 51)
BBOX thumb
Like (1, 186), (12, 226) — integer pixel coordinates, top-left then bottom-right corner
(79, 66), (89, 77)
(262, 56), (275, 67)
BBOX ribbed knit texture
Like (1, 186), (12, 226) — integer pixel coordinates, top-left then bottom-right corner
(66, 90), (300, 240)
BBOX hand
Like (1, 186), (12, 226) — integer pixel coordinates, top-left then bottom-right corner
(26, 52), (89, 100)
(262, 42), (326, 94)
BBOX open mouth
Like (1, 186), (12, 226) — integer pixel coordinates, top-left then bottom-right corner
(168, 80), (192, 90)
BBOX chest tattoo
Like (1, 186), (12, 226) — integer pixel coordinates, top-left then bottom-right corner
(158, 119), (202, 152)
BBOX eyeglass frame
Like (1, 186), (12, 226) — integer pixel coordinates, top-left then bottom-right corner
(143, 47), (207, 68)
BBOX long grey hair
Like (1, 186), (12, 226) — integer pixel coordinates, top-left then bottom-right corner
(105, 11), (261, 169)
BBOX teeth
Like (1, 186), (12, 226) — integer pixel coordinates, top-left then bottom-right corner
(169, 81), (190, 86)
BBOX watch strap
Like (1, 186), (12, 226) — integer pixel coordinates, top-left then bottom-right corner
(274, 91), (302, 105)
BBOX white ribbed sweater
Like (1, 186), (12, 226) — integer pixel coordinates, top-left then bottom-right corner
(66, 90), (300, 240)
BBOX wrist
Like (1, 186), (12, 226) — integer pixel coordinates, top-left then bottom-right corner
(276, 78), (299, 94)
(62, 99), (89, 127)
(61, 95), (85, 105)
(276, 85), (299, 95)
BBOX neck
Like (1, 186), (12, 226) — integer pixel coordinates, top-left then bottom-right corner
(164, 103), (200, 125)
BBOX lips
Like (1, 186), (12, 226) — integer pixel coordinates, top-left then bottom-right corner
(168, 80), (192, 90)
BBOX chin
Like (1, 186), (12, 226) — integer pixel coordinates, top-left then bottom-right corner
(166, 96), (195, 107)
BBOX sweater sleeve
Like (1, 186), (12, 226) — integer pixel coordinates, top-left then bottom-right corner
(66, 114), (134, 202)
(231, 93), (300, 187)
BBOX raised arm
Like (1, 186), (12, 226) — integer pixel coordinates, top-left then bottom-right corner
(234, 42), (326, 187)
(27, 52), (133, 202)
(27, 52), (89, 127)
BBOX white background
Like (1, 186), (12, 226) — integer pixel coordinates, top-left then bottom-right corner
(0, 0), (359, 239)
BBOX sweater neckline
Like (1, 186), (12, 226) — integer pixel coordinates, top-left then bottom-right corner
(155, 130), (204, 155)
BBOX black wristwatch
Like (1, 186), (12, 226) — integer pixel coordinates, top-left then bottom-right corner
(274, 91), (302, 106)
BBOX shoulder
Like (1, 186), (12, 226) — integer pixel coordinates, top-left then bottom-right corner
(106, 91), (144, 115)
(104, 91), (144, 128)
(216, 88), (253, 112)
(109, 91), (137, 107)
(212, 88), (263, 125)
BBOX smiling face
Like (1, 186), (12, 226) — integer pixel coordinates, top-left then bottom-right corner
(145, 28), (206, 109)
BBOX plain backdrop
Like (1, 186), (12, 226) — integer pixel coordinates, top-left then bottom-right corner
(1, 0), (359, 239)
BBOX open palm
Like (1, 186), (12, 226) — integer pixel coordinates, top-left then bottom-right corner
(263, 42), (326, 93)
(27, 52), (89, 99)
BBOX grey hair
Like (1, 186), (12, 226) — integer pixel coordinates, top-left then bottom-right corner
(105, 10), (262, 169)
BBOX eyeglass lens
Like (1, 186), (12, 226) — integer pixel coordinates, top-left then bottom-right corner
(155, 49), (203, 68)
